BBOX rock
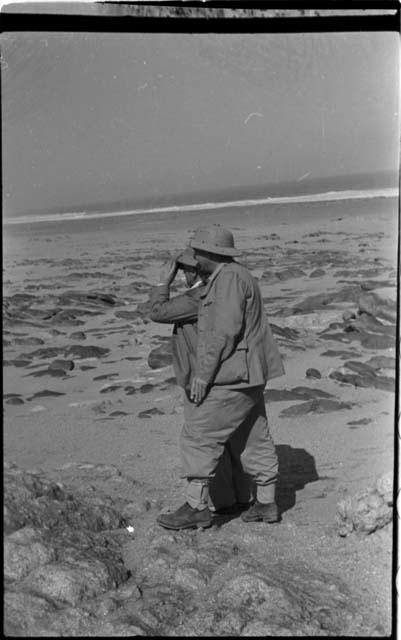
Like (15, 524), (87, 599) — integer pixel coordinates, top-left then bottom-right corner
(138, 408), (165, 418)
(115, 309), (144, 321)
(265, 389), (305, 402)
(147, 342), (173, 369)
(290, 386), (333, 399)
(100, 384), (123, 394)
(359, 332), (395, 350)
(309, 268), (326, 278)
(265, 387), (333, 402)
(21, 559), (112, 606)
(241, 621), (297, 636)
(376, 472), (393, 500)
(91, 621), (146, 636)
(261, 270), (280, 284)
(70, 331), (86, 340)
(49, 359), (75, 372)
(320, 349), (361, 359)
(218, 574), (295, 622)
(358, 292), (396, 323)
(305, 368), (321, 379)
(270, 323), (300, 340)
(30, 390), (65, 398)
(65, 345), (110, 359)
(4, 527), (56, 580)
(214, 610), (244, 635)
(329, 370), (394, 392)
(275, 267), (306, 281)
(13, 336), (45, 346)
(174, 566), (208, 591)
(343, 360), (377, 377)
(280, 399), (353, 418)
(5, 397), (24, 405)
(139, 383), (155, 393)
(365, 356), (395, 371)
(4, 591), (56, 636)
(21, 347), (65, 359)
(342, 310), (356, 322)
(329, 371), (373, 388)
(336, 479), (393, 536)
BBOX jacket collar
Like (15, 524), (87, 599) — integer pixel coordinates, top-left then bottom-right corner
(200, 262), (225, 298)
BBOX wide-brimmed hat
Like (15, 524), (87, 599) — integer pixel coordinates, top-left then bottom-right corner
(189, 224), (241, 257)
(175, 247), (198, 268)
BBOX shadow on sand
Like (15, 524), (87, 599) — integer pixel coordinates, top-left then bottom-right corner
(275, 444), (319, 514)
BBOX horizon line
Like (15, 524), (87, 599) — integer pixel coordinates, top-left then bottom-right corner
(3, 186), (398, 226)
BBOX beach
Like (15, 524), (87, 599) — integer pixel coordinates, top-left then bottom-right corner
(3, 194), (397, 635)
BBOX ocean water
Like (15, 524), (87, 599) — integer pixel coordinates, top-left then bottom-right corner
(3, 194), (398, 246)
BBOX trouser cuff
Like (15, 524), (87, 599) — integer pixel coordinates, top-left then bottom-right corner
(256, 483), (276, 504)
(186, 479), (209, 510)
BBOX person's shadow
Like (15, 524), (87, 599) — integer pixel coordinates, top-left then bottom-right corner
(275, 444), (319, 514)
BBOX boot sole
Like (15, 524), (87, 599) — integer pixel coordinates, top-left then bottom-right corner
(241, 515), (280, 524)
(156, 519), (213, 531)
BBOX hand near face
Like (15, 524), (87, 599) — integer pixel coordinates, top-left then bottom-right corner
(159, 258), (178, 286)
(190, 377), (208, 405)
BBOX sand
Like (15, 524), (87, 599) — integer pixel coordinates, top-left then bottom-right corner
(3, 195), (397, 633)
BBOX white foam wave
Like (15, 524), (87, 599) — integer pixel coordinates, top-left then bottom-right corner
(4, 187), (398, 226)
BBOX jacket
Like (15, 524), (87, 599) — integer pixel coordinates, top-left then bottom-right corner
(196, 262), (284, 388)
(149, 284), (203, 389)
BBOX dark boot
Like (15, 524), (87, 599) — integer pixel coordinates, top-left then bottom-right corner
(157, 502), (213, 530)
(241, 500), (280, 523)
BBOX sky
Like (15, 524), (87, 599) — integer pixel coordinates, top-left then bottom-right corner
(2, 30), (400, 217)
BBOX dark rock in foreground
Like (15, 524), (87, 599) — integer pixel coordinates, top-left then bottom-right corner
(3, 461), (388, 636)
(4, 462), (135, 636)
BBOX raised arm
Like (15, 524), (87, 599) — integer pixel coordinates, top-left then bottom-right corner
(149, 284), (201, 324)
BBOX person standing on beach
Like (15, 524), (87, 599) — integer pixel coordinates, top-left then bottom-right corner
(156, 224), (285, 530)
(149, 247), (252, 513)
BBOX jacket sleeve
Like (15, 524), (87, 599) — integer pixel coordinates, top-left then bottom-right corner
(197, 272), (246, 384)
(149, 285), (201, 324)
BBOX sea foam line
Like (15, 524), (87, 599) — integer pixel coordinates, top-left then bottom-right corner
(4, 187), (398, 225)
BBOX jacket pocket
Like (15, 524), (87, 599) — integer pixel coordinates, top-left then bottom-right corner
(213, 346), (249, 385)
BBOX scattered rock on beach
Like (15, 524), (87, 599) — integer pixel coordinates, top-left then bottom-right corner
(265, 387), (333, 402)
(5, 397), (25, 405)
(309, 268), (326, 278)
(147, 342), (173, 369)
(69, 331), (87, 341)
(357, 292), (396, 323)
(305, 368), (321, 379)
(280, 399), (353, 418)
(329, 370), (395, 392)
(65, 345), (110, 359)
(320, 349), (361, 359)
(49, 359), (75, 372)
(347, 418), (372, 426)
(138, 408), (166, 418)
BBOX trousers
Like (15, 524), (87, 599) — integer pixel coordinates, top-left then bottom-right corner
(181, 385), (278, 508)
